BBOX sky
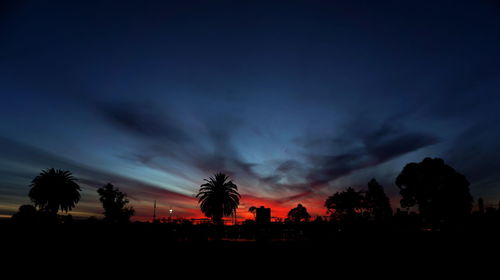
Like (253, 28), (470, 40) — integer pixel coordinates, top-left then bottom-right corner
(1, 0), (500, 221)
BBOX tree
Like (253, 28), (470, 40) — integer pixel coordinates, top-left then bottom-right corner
(196, 173), (240, 225)
(477, 197), (485, 214)
(395, 157), (472, 227)
(287, 204), (311, 222)
(11, 204), (38, 224)
(325, 187), (364, 220)
(29, 168), (81, 217)
(365, 179), (393, 221)
(97, 183), (135, 223)
(248, 206), (257, 220)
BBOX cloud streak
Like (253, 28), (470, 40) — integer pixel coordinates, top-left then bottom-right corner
(276, 122), (439, 202)
(94, 101), (440, 208)
(0, 136), (198, 220)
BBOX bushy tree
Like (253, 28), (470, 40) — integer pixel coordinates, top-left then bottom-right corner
(365, 179), (393, 221)
(396, 157), (472, 226)
(288, 204), (311, 222)
(248, 206), (257, 220)
(11, 204), (38, 224)
(325, 187), (364, 220)
(97, 183), (135, 223)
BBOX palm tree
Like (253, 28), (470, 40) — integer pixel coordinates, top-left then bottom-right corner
(29, 168), (81, 216)
(196, 173), (240, 225)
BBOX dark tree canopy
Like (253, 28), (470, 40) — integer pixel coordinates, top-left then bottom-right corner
(97, 183), (135, 223)
(248, 206), (257, 219)
(287, 204), (311, 222)
(29, 168), (81, 215)
(365, 179), (393, 221)
(325, 187), (364, 220)
(196, 173), (240, 224)
(11, 204), (38, 224)
(395, 157), (472, 225)
(478, 197), (485, 214)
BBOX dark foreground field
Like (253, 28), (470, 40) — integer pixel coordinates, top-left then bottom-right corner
(1, 226), (497, 278)
(2, 222), (498, 266)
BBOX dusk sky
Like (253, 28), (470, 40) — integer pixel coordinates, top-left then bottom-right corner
(1, 0), (500, 221)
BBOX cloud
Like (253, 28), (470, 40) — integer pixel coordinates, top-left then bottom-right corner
(277, 122), (439, 202)
(93, 100), (440, 209)
(94, 100), (264, 189)
(95, 101), (190, 143)
(0, 136), (197, 219)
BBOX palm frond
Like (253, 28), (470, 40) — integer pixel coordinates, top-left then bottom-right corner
(195, 172), (240, 224)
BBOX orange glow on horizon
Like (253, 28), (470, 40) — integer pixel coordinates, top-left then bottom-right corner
(130, 193), (329, 222)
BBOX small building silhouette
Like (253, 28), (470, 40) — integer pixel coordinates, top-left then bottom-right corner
(256, 206), (271, 225)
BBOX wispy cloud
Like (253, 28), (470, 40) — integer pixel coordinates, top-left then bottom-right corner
(0, 136), (197, 219)
(94, 101), (441, 208)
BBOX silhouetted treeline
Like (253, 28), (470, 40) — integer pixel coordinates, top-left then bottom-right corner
(5, 157), (500, 241)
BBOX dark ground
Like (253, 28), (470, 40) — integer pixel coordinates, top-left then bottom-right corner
(1, 222), (498, 271)
(1, 233), (487, 258)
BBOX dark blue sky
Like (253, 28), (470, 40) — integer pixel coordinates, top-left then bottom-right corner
(1, 0), (499, 219)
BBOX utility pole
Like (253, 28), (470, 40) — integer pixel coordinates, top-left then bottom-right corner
(153, 200), (157, 222)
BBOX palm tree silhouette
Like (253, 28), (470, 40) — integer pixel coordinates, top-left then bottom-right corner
(29, 168), (81, 217)
(196, 172), (240, 225)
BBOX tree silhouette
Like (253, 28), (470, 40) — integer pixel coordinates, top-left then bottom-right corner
(29, 168), (81, 217)
(395, 157), (472, 227)
(97, 183), (135, 223)
(365, 179), (393, 221)
(325, 187), (364, 220)
(477, 197), (485, 214)
(287, 204), (311, 222)
(196, 173), (240, 225)
(11, 204), (38, 224)
(248, 206), (257, 220)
